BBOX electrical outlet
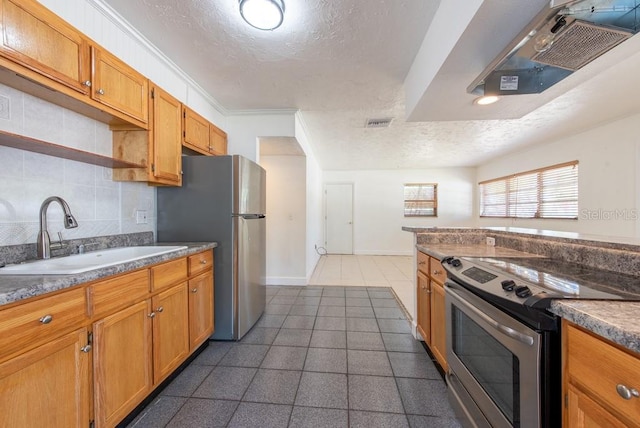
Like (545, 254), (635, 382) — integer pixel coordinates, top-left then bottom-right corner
(0, 95), (10, 120)
(136, 210), (148, 224)
(486, 237), (495, 246)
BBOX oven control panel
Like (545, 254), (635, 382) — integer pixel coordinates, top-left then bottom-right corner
(441, 256), (556, 308)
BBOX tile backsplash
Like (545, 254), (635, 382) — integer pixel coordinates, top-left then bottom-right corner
(0, 83), (155, 248)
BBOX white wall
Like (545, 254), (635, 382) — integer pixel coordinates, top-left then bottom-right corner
(226, 114), (296, 161)
(295, 114), (324, 281)
(0, 83), (154, 246)
(261, 155), (307, 285)
(477, 113), (640, 238)
(323, 168), (476, 255)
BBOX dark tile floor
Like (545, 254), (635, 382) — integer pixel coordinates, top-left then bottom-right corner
(127, 286), (461, 428)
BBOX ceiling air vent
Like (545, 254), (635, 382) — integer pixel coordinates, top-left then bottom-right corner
(365, 118), (393, 128)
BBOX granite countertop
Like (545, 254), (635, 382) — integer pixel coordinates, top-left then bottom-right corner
(550, 301), (640, 354)
(416, 244), (541, 260)
(0, 242), (217, 306)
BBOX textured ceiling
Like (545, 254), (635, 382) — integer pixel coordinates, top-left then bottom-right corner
(100, 0), (640, 169)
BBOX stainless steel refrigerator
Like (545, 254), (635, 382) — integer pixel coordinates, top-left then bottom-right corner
(156, 155), (266, 340)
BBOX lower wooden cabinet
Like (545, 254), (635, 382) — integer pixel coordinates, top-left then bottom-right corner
(93, 299), (153, 428)
(189, 270), (215, 350)
(416, 251), (448, 371)
(563, 320), (640, 428)
(0, 328), (91, 428)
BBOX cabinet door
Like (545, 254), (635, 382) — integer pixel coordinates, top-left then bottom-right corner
(0, 0), (90, 94)
(430, 281), (448, 371)
(152, 283), (189, 385)
(150, 85), (182, 185)
(566, 384), (629, 428)
(183, 106), (211, 154)
(209, 123), (228, 156)
(0, 328), (90, 428)
(93, 300), (153, 428)
(189, 270), (214, 350)
(91, 46), (148, 125)
(416, 270), (431, 344)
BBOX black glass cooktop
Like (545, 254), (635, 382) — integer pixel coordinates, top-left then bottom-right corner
(464, 256), (640, 301)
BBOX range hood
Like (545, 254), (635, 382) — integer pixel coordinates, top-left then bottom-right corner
(469, 0), (640, 96)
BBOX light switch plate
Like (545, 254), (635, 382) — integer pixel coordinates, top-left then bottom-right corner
(136, 210), (148, 224)
(0, 95), (10, 120)
(486, 237), (495, 246)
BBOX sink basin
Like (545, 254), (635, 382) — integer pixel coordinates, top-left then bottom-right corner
(0, 246), (188, 275)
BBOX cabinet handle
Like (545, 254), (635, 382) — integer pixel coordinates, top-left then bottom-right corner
(433, 269), (442, 275)
(80, 344), (92, 353)
(39, 314), (53, 324)
(82, 80), (92, 87)
(191, 288), (198, 293)
(616, 384), (640, 400)
(418, 261), (426, 265)
(148, 312), (156, 318)
(97, 88), (105, 95)
(156, 306), (164, 313)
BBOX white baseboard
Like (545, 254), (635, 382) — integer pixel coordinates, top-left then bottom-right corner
(353, 250), (414, 256)
(266, 277), (307, 286)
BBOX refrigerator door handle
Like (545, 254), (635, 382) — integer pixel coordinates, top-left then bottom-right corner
(233, 214), (266, 219)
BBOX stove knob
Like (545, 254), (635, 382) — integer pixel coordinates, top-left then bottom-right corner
(515, 285), (532, 298)
(451, 258), (462, 267)
(501, 280), (516, 291)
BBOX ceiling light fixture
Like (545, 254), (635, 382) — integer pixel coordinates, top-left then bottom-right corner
(239, 0), (285, 31)
(474, 95), (499, 106)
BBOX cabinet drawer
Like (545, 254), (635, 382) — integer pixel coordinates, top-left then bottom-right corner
(430, 257), (447, 284)
(0, 287), (86, 360)
(566, 322), (640, 424)
(188, 250), (213, 276)
(417, 251), (429, 275)
(151, 257), (187, 292)
(89, 269), (149, 318)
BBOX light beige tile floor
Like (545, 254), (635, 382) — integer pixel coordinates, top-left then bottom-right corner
(309, 255), (414, 321)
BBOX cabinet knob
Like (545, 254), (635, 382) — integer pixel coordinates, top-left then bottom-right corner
(83, 80), (92, 87)
(156, 306), (164, 313)
(191, 288), (198, 293)
(148, 312), (156, 318)
(433, 269), (442, 275)
(616, 384), (640, 400)
(80, 344), (92, 353)
(418, 261), (426, 265)
(200, 260), (207, 265)
(39, 314), (53, 324)
(97, 88), (105, 95)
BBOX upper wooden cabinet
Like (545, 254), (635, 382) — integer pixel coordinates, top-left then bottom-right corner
(112, 83), (182, 186)
(91, 46), (148, 126)
(183, 106), (210, 155)
(210, 123), (228, 156)
(0, 0), (90, 95)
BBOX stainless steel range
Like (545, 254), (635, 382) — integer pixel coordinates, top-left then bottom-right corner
(441, 255), (640, 428)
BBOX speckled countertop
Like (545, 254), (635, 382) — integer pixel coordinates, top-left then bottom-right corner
(550, 301), (640, 354)
(0, 242), (217, 306)
(416, 242), (640, 355)
(416, 244), (541, 260)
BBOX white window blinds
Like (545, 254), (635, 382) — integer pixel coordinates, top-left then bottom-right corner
(404, 183), (438, 217)
(479, 161), (578, 219)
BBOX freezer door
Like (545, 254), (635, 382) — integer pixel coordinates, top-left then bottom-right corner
(235, 215), (266, 339)
(234, 155), (266, 215)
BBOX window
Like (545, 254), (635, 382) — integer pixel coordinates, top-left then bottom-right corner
(479, 161), (578, 219)
(404, 183), (437, 217)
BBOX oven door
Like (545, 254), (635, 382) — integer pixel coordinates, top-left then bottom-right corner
(445, 281), (541, 428)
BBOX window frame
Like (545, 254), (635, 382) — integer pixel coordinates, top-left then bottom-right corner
(404, 183), (438, 217)
(479, 161), (579, 220)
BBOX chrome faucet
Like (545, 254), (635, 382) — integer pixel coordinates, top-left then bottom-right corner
(37, 196), (79, 259)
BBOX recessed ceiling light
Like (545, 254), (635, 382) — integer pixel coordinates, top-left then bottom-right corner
(474, 95), (499, 106)
(239, 0), (285, 31)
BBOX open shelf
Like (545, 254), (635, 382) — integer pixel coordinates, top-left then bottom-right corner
(0, 129), (144, 169)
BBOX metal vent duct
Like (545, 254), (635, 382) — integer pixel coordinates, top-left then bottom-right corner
(365, 118), (393, 128)
(469, 0), (640, 97)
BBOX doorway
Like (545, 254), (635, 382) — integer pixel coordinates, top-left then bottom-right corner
(324, 183), (354, 254)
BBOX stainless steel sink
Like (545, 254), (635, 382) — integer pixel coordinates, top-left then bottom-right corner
(0, 246), (188, 275)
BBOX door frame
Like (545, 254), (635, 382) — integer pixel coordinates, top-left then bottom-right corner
(323, 182), (354, 254)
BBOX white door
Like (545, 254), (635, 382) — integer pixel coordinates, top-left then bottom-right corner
(325, 183), (353, 254)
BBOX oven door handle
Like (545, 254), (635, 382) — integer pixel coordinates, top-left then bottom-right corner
(447, 287), (535, 346)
